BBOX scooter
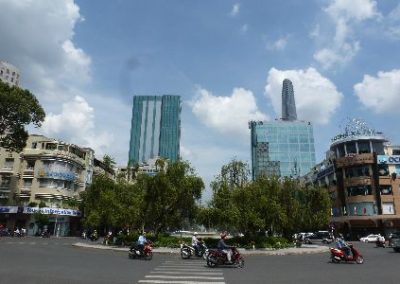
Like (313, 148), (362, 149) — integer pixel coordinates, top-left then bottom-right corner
(180, 242), (208, 259)
(330, 243), (363, 264)
(376, 238), (386, 248)
(206, 247), (244, 268)
(41, 230), (51, 238)
(128, 242), (153, 260)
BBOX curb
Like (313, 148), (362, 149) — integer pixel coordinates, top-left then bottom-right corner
(72, 242), (329, 256)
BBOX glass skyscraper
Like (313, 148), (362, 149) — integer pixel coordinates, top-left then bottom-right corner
(128, 95), (181, 165)
(249, 120), (316, 179)
(281, 79), (297, 121)
(249, 79), (315, 180)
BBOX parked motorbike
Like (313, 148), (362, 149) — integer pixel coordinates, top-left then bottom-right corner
(330, 243), (363, 264)
(12, 231), (22, 238)
(41, 230), (51, 238)
(89, 231), (98, 241)
(180, 242), (208, 259)
(128, 242), (153, 260)
(206, 247), (244, 268)
(376, 239), (386, 248)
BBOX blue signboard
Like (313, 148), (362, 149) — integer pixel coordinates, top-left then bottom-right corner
(378, 155), (400, 165)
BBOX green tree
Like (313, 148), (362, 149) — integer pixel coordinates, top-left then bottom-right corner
(0, 81), (45, 152)
(102, 154), (116, 173)
(207, 159), (251, 231)
(139, 160), (204, 236)
(203, 160), (331, 240)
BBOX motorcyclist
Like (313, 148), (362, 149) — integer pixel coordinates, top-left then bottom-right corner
(217, 232), (233, 263)
(192, 232), (199, 254)
(336, 233), (351, 257)
(137, 231), (148, 255)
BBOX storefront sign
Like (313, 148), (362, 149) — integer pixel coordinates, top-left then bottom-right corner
(24, 207), (81, 217)
(378, 155), (400, 165)
(0, 206), (18, 214)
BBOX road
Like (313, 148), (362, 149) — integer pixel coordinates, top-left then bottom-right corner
(0, 237), (399, 284)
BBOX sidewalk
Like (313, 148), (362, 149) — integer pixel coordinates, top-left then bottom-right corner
(72, 242), (329, 256)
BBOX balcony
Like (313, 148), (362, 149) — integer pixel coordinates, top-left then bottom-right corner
(23, 167), (35, 177)
(347, 195), (376, 203)
(336, 153), (375, 168)
(344, 177), (372, 187)
(0, 194), (9, 199)
(0, 184), (10, 190)
(21, 187), (31, 193)
(0, 167), (14, 173)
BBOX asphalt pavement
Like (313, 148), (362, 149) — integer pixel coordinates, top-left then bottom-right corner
(1, 237), (399, 284)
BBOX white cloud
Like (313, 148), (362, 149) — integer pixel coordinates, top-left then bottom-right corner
(240, 24), (248, 34)
(266, 35), (289, 51)
(0, 0), (91, 99)
(309, 24), (320, 39)
(40, 96), (114, 156)
(314, 0), (380, 69)
(265, 67), (343, 124)
(230, 3), (240, 17)
(354, 69), (400, 113)
(190, 87), (268, 138)
(325, 0), (380, 21)
(385, 4), (400, 40)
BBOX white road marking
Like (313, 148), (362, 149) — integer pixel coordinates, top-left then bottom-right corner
(138, 281), (225, 284)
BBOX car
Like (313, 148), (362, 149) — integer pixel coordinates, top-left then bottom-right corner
(360, 234), (380, 243)
(389, 232), (400, 252)
(310, 231), (330, 239)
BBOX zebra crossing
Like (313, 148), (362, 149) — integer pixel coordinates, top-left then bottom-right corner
(137, 259), (226, 284)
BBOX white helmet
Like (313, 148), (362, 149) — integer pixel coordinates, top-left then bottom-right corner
(193, 232), (198, 235)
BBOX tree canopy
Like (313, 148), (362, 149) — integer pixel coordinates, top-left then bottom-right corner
(80, 160), (204, 236)
(200, 159), (331, 239)
(0, 80), (45, 152)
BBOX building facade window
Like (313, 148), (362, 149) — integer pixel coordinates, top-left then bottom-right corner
(347, 185), (372, 196)
(3, 158), (14, 169)
(379, 185), (392, 195)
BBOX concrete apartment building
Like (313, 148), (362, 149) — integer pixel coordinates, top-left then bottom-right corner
(303, 119), (400, 239)
(0, 61), (20, 87)
(0, 135), (95, 236)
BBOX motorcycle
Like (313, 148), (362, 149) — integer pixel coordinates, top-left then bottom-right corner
(376, 238), (386, 248)
(41, 230), (51, 238)
(89, 232), (98, 241)
(128, 242), (153, 260)
(330, 243), (363, 264)
(206, 247), (244, 268)
(180, 242), (208, 259)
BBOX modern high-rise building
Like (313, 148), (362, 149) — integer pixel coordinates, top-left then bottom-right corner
(0, 61), (20, 87)
(128, 95), (181, 166)
(249, 79), (316, 180)
(281, 79), (297, 121)
(249, 120), (316, 179)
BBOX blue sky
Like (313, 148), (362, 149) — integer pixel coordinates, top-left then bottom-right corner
(1, 0), (399, 200)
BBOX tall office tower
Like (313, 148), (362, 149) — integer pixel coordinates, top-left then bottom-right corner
(249, 79), (315, 180)
(281, 78), (297, 121)
(0, 61), (20, 87)
(249, 120), (316, 179)
(128, 95), (181, 166)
